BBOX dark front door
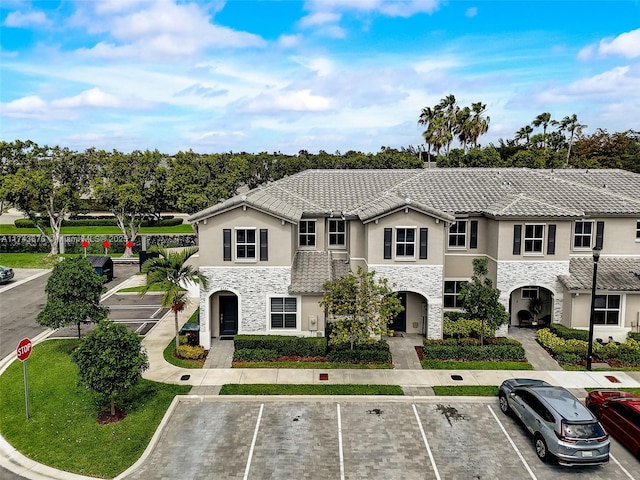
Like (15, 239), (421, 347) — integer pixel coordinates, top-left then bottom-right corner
(389, 292), (407, 332)
(219, 296), (238, 336)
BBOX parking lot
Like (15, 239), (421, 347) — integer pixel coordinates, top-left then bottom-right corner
(122, 398), (638, 480)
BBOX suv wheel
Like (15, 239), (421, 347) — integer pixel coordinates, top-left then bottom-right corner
(498, 392), (510, 415)
(534, 434), (549, 462)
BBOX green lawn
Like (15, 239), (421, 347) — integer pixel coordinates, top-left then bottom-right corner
(421, 360), (534, 370)
(0, 252), (133, 269)
(432, 385), (499, 396)
(0, 339), (190, 478)
(0, 224), (195, 235)
(219, 384), (404, 395)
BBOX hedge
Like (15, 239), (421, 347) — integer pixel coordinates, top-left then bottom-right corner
(176, 345), (205, 360)
(422, 341), (526, 361)
(15, 217), (183, 228)
(330, 339), (390, 352)
(233, 335), (327, 357)
(233, 348), (279, 362)
(443, 317), (495, 340)
(629, 332), (640, 342)
(548, 323), (589, 342)
(326, 349), (391, 364)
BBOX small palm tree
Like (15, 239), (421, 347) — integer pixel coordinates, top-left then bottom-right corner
(141, 247), (208, 352)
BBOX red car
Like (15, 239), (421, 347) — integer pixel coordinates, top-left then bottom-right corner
(586, 390), (640, 458)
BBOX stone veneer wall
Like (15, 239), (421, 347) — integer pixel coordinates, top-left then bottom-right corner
(496, 260), (570, 328)
(370, 264), (444, 340)
(198, 266), (291, 349)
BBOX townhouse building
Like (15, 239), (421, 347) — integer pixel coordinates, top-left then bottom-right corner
(187, 168), (640, 351)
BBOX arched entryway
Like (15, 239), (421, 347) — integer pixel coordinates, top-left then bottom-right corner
(509, 285), (553, 327)
(209, 290), (239, 338)
(389, 291), (429, 335)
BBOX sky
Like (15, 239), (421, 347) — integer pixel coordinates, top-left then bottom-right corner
(1, 0), (639, 155)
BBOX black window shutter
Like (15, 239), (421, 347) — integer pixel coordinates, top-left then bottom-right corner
(383, 228), (392, 259)
(547, 224), (556, 255)
(470, 220), (478, 249)
(513, 225), (522, 255)
(419, 228), (428, 259)
(595, 221), (604, 249)
(223, 229), (231, 261)
(260, 229), (268, 261)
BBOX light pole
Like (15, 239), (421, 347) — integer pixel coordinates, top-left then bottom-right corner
(586, 247), (601, 371)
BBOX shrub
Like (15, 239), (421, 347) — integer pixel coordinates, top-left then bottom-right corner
(233, 335), (327, 357)
(326, 349), (391, 364)
(14, 216), (183, 228)
(549, 323), (589, 341)
(233, 348), (279, 362)
(176, 345), (205, 360)
(421, 343), (525, 361)
(330, 339), (390, 352)
(556, 352), (582, 365)
(628, 332), (640, 342)
(443, 317), (494, 340)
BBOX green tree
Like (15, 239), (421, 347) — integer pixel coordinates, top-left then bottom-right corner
(558, 114), (587, 166)
(141, 247), (208, 352)
(532, 112), (553, 149)
(72, 320), (149, 418)
(320, 267), (403, 350)
(458, 258), (509, 345)
(37, 257), (109, 338)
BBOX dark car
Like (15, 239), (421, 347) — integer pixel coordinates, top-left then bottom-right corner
(0, 265), (14, 284)
(586, 390), (640, 458)
(499, 378), (609, 465)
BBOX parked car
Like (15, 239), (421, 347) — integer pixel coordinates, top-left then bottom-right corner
(586, 390), (640, 458)
(499, 378), (609, 465)
(0, 265), (14, 284)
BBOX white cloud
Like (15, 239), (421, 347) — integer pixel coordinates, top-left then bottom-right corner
(240, 89), (333, 113)
(278, 34), (302, 48)
(465, 7), (478, 18)
(303, 0), (440, 17)
(299, 11), (342, 28)
(3, 10), (49, 27)
(597, 28), (640, 59)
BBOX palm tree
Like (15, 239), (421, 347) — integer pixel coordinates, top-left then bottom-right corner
(469, 102), (490, 148)
(141, 247), (208, 352)
(559, 114), (587, 166)
(514, 125), (533, 146)
(437, 94), (459, 155)
(532, 112), (553, 149)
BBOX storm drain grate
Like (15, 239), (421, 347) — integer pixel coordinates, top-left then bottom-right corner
(451, 374), (463, 381)
(180, 375), (190, 381)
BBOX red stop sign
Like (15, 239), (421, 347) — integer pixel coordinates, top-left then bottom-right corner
(17, 338), (32, 361)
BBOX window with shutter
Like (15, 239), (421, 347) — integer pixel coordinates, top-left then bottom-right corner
(513, 225), (522, 255)
(547, 224), (556, 255)
(419, 228), (428, 259)
(383, 228), (392, 259)
(595, 221), (604, 250)
(223, 229), (231, 261)
(470, 221), (478, 249)
(260, 229), (268, 261)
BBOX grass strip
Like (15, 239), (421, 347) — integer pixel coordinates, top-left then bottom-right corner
(0, 339), (190, 478)
(232, 361), (393, 369)
(432, 385), (499, 396)
(219, 384), (404, 395)
(421, 360), (533, 370)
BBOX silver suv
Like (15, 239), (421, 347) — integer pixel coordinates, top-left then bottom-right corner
(499, 378), (610, 465)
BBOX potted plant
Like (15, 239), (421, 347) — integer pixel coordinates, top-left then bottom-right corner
(528, 296), (544, 326)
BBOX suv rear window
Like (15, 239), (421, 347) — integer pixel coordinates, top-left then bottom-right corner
(562, 422), (606, 439)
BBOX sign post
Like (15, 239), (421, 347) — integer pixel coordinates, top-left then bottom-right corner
(17, 338), (32, 419)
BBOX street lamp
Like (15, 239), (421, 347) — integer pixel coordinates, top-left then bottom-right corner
(586, 247), (601, 371)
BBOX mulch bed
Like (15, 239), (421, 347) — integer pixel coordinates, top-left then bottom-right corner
(97, 408), (127, 425)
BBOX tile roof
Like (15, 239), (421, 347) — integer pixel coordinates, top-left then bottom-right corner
(558, 257), (640, 291)
(188, 168), (640, 223)
(289, 251), (332, 294)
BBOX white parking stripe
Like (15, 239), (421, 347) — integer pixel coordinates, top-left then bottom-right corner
(488, 405), (537, 480)
(611, 453), (637, 480)
(337, 404), (345, 480)
(243, 403), (264, 480)
(412, 404), (441, 480)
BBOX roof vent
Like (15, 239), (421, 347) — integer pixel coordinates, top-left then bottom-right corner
(405, 197), (412, 204)
(241, 194), (247, 201)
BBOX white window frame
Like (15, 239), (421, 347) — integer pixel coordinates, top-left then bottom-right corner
(395, 226), (416, 260)
(448, 220), (467, 249)
(443, 280), (466, 309)
(524, 224), (544, 254)
(328, 219), (346, 248)
(299, 220), (317, 248)
(268, 296), (300, 331)
(573, 220), (594, 249)
(594, 294), (621, 326)
(235, 227), (257, 261)
(521, 287), (539, 300)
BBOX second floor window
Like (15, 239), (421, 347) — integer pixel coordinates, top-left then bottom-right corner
(328, 219), (345, 247)
(236, 228), (256, 259)
(636, 220), (640, 240)
(524, 224), (544, 253)
(574, 221), (593, 248)
(444, 280), (466, 308)
(299, 220), (316, 247)
(449, 220), (467, 248)
(594, 295), (621, 325)
(396, 228), (415, 257)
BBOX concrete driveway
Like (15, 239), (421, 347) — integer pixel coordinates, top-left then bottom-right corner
(119, 397), (639, 480)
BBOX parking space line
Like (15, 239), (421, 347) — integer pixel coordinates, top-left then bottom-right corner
(488, 405), (537, 480)
(412, 404), (441, 480)
(243, 403), (264, 480)
(337, 404), (345, 480)
(610, 453), (637, 480)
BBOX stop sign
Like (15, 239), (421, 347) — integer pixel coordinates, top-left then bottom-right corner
(16, 338), (32, 362)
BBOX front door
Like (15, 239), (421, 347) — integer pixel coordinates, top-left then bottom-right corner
(389, 292), (407, 332)
(219, 296), (238, 336)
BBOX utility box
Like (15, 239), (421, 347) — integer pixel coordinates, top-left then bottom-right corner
(86, 256), (113, 282)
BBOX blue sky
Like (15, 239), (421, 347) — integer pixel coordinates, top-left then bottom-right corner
(1, 0), (639, 155)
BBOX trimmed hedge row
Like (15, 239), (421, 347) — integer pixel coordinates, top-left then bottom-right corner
(629, 332), (640, 342)
(423, 338), (526, 361)
(326, 349), (391, 363)
(15, 217), (183, 228)
(234, 348), (279, 361)
(548, 323), (589, 341)
(233, 335), (327, 357)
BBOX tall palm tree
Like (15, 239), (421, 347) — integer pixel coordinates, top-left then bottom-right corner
(437, 94), (459, 155)
(559, 114), (587, 166)
(469, 102), (490, 148)
(515, 125), (534, 146)
(532, 112), (553, 149)
(455, 106), (472, 152)
(418, 106), (437, 161)
(141, 247), (208, 352)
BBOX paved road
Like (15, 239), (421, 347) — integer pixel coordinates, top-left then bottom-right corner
(121, 398), (640, 480)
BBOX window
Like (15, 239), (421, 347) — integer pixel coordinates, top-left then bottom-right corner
(636, 220), (640, 241)
(236, 228), (256, 260)
(574, 221), (593, 248)
(524, 224), (544, 253)
(444, 280), (466, 308)
(449, 220), (467, 248)
(299, 220), (316, 247)
(328, 219), (345, 247)
(521, 287), (539, 299)
(270, 297), (297, 329)
(594, 295), (620, 325)
(396, 228), (415, 257)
